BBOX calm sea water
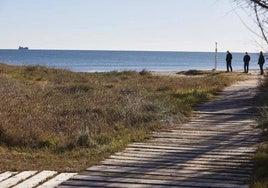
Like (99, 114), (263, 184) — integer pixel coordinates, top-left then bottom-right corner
(0, 50), (261, 72)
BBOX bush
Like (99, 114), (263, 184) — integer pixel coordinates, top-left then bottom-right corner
(139, 69), (151, 76)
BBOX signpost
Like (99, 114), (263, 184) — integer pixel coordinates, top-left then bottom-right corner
(214, 42), (218, 71)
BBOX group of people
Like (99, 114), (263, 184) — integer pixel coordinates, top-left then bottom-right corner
(226, 51), (265, 75)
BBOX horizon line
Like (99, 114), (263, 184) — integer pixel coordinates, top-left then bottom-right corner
(0, 48), (258, 53)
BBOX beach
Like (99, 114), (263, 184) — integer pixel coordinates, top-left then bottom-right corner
(151, 69), (262, 77)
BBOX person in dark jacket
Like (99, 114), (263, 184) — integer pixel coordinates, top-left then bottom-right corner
(226, 51), (233, 72)
(258, 51), (265, 75)
(243, 52), (250, 73)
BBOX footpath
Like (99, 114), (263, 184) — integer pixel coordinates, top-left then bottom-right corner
(0, 73), (262, 188)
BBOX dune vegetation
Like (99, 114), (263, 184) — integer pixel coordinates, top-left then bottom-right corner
(0, 63), (248, 172)
(251, 74), (268, 188)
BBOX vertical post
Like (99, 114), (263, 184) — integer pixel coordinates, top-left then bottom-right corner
(214, 42), (218, 71)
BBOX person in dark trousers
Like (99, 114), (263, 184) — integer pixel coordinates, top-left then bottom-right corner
(243, 52), (250, 73)
(226, 51), (233, 72)
(258, 51), (265, 75)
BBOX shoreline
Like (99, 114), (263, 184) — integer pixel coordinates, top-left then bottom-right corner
(151, 69), (262, 77)
(0, 61), (263, 77)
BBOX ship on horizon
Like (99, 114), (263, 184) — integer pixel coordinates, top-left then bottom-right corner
(18, 46), (29, 50)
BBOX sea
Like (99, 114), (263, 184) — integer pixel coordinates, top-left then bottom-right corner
(0, 50), (261, 72)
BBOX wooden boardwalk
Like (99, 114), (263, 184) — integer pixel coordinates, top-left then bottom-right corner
(58, 77), (261, 188)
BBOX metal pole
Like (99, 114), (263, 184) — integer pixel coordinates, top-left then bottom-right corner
(214, 42), (218, 71)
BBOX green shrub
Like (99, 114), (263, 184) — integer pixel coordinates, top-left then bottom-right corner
(139, 69), (151, 76)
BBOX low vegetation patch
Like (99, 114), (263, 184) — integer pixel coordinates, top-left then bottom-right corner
(177, 69), (224, 76)
(0, 63), (248, 172)
(251, 75), (268, 188)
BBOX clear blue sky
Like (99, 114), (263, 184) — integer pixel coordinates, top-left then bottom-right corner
(0, 0), (261, 52)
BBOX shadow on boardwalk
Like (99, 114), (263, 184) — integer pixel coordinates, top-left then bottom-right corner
(59, 77), (261, 188)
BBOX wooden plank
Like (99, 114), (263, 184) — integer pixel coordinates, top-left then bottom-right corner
(0, 171), (18, 182)
(128, 144), (256, 153)
(87, 165), (250, 178)
(100, 162), (252, 174)
(142, 141), (258, 149)
(153, 130), (259, 135)
(14, 170), (57, 188)
(121, 148), (255, 158)
(184, 120), (254, 123)
(148, 138), (258, 146)
(107, 158), (252, 170)
(111, 152), (253, 163)
(85, 169), (248, 182)
(177, 127), (256, 132)
(0, 171), (37, 188)
(151, 134), (258, 140)
(193, 111), (255, 116)
(115, 149), (254, 159)
(150, 137), (258, 145)
(188, 118), (255, 122)
(110, 153), (253, 164)
(183, 124), (254, 128)
(154, 130), (259, 136)
(150, 136), (258, 142)
(183, 125), (253, 129)
(153, 130), (260, 136)
(153, 129), (258, 136)
(183, 119), (256, 123)
(101, 158), (252, 171)
(151, 134), (259, 141)
(38, 173), (77, 188)
(170, 127), (258, 132)
(173, 123), (256, 127)
(130, 142), (256, 152)
(81, 170), (247, 183)
(127, 144), (256, 151)
(123, 148), (255, 156)
(64, 174), (248, 188)
(59, 180), (194, 188)
(105, 156), (252, 166)
(185, 123), (256, 128)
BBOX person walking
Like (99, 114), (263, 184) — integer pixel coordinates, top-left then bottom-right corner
(243, 52), (250, 73)
(258, 51), (265, 75)
(226, 51), (233, 72)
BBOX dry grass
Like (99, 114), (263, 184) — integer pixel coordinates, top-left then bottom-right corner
(0, 63), (248, 172)
(251, 74), (268, 188)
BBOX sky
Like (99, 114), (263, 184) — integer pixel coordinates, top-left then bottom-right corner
(0, 0), (263, 52)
